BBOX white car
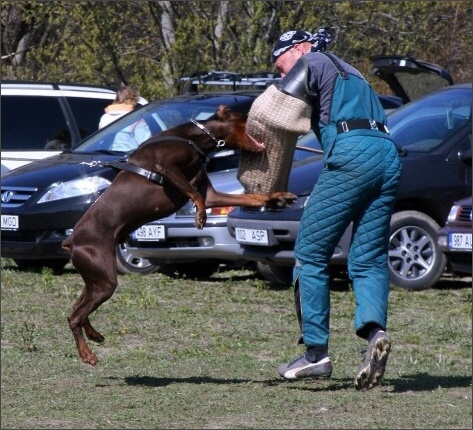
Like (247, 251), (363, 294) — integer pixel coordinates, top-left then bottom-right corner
(1, 81), (147, 176)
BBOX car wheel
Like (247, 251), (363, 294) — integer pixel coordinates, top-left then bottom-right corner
(388, 210), (447, 290)
(256, 262), (293, 287)
(13, 258), (69, 272)
(115, 243), (160, 274)
(256, 262), (349, 289)
(158, 262), (220, 279)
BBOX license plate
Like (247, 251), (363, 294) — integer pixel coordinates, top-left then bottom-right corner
(448, 233), (472, 250)
(235, 228), (269, 245)
(1, 215), (19, 231)
(133, 224), (165, 241)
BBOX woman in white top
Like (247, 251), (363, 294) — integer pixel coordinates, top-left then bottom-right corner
(99, 85), (151, 151)
(98, 85), (140, 129)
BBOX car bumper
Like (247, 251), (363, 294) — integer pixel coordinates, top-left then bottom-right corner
(1, 234), (70, 260)
(126, 216), (246, 264)
(1, 200), (91, 260)
(226, 217), (353, 266)
(438, 226), (472, 274)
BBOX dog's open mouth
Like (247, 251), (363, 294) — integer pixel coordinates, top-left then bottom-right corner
(245, 132), (266, 153)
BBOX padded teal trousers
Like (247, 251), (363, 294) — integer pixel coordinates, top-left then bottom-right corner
(293, 131), (402, 346)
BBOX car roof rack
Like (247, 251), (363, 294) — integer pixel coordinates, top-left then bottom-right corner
(180, 71), (281, 94)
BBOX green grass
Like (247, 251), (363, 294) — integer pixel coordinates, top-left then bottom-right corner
(1, 258), (471, 429)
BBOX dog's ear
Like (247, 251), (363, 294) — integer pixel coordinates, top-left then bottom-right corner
(215, 105), (232, 121)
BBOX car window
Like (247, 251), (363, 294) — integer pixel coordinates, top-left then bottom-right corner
(66, 96), (114, 139)
(1, 95), (69, 150)
(388, 87), (472, 152)
(74, 98), (327, 171)
(206, 151), (241, 172)
(75, 101), (246, 153)
(395, 72), (452, 102)
(110, 119), (153, 152)
(77, 106), (164, 152)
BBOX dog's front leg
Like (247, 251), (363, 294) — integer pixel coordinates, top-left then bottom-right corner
(204, 186), (297, 209)
(155, 163), (207, 228)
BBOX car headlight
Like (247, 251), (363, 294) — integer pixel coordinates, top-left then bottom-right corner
(437, 235), (448, 247)
(447, 205), (461, 222)
(37, 176), (111, 203)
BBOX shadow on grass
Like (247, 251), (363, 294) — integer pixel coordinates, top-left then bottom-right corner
(122, 374), (352, 391)
(1, 259), (77, 275)
(284, 374), (472, 393)
(122, 372), (471, 392)
(387, 373), (472, 392)
(432, 273), (472, 291)
(206, 270), (352, 292)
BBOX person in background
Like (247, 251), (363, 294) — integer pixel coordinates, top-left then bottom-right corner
(99, 85), (140, 129)
(45, 129), (71, 150)
(271, 29), (402, 390)
(99, 84), (151, 152)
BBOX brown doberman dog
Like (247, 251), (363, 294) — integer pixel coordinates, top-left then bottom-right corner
(62, 105), (297, 366)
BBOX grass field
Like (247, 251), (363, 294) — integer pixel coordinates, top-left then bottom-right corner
(1, 258), (471, 429)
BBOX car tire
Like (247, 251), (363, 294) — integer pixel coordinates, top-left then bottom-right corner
(256, 262), (293, 287)
(388, 210), (447, 290)
(158, 261), (220, 279)
(13, 258), (69, 272)
(115, 243), (160, 274)
(256, 262), (350, 289)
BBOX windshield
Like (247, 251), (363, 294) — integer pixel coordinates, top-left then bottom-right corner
(73, 97), (322, 164)
(388, 86), (472, 152)
(74, 101), (222, 153)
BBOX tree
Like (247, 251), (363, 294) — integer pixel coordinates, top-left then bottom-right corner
(1, 1), (471, 99)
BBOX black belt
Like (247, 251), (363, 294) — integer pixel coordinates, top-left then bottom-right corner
(108, 161), (165, 185)
(336, 119), (389, 134)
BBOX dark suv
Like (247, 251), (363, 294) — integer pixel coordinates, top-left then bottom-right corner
(227, 83), (472, 290)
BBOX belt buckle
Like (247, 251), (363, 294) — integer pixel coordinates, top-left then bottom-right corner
(340, 121), (349, 133)
(369, 119), (377, 130)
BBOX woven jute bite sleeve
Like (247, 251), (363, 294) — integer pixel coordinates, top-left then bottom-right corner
(237, 85), (312, 194)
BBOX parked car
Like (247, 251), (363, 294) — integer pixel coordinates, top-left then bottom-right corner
(437, 196), (472, 275)
(0, 81), (129, 176)
(227, 83), (472, 290)
(0, 86), (273, 274)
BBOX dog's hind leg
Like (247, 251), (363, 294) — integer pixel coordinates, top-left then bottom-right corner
(64, 238), (105, 343)
(71, 291), (105, 343)
(67, 246), (118, 365)
(83, 318), (105, 343)
(68, 279), (117, 365)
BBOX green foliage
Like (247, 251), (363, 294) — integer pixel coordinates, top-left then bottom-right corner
(1, 1), (470, 100)
(40, 267), (55, 290)
(19, 321), (38, 352)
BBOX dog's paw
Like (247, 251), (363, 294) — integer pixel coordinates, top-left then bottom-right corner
(266, 192), (297, 208)
(194, 214), (207, 229)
